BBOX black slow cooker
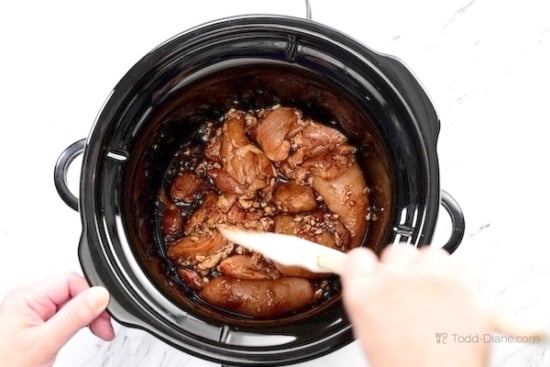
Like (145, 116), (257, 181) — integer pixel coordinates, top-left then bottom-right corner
(54, 14), (465, 367)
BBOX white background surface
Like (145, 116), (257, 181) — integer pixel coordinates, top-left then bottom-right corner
(1, 0), (550, 366)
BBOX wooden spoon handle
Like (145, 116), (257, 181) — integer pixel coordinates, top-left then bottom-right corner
(317, 253), (346, 275)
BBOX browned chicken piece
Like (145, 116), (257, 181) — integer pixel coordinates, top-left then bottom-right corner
(287, 121), (348, 166)
(184, 192), (221, 235)
(199, 276), (315, 318)
(161, 202), (184, 239)
(249, 252), (281, 279)
(272, 181), (317, 213)
(312, 161), (368, 247)
(279, 122), (356, 182)
(252, 107), (305, 162)
(219, 255), (280, 280)
(274, 212), (348, 277)
(170, 171), (204, 203)
(220, 110), (276, 198)
(204, 132), (222, 162)
(273, 214), (298, 232)
(161, 204), (183, 240)
(216, 194), (238, 213)
(196, 242), (235, 274)
(225, 204), (265, 229)
(158, 188), (184, 239)
(178, 268), (204, 291)
(274, 213), (351, 250)
(295, 145), (356, 181)
(186, 190), (270, 236)
(207, 168), (245, 195)
(326, 215), (352, 249)
(167, 230), (227, 260)
(272, 213), (350, 277)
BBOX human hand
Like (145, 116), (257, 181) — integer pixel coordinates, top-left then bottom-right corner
(0, 272), (115, 367)
(341, 245), (490, 367)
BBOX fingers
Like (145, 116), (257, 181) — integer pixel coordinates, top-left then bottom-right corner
(28, 272), (117, 336)
(89, 310), (116, 341)
(341, 248), (378, 318)
(23, 272), (91, 321)
(380, 243), (419, 268)
(39, 286), (112, 353)
(344, 244), (452, 279)
(0, 273), (115, 366)
(341, 245), (453, 323)
(341, 247), (378, 281)
(381, 244), (451, 271)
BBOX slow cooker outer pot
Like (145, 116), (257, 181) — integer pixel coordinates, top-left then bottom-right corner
(54, 15), (465, 366)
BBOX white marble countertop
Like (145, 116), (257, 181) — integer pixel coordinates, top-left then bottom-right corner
(1, 0), (549, 366)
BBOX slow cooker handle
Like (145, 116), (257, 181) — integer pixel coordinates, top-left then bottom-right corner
(440, 190), (465, 253)
(54, 138), (86, 211)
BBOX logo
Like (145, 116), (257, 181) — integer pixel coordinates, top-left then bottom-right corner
(435, 332), (448, 344)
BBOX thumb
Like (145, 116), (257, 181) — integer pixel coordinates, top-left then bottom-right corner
(341, 247), (378, 285)
(40, 286), (110, 352)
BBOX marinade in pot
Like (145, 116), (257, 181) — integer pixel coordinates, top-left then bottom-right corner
(155, 105), (370, 319)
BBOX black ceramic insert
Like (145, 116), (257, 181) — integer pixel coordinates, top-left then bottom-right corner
(54, 15), (464, 366)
